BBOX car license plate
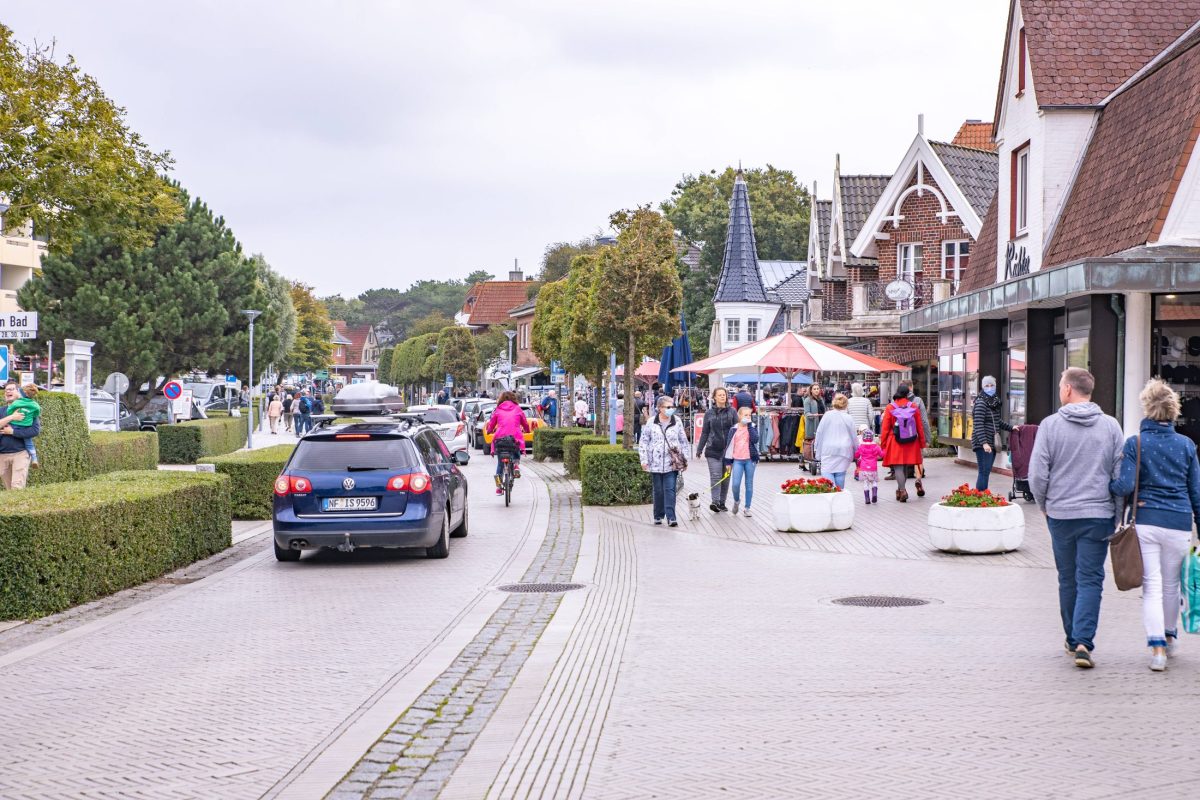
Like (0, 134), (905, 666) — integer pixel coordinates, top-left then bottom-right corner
(322, 497), (378, 512)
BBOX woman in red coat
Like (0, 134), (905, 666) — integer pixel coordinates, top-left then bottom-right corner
(879, 384), (927, 502)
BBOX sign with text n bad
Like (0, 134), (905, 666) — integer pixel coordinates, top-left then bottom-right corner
(0, 312), (37, 340)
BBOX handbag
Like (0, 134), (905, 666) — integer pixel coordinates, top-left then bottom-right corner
(1183, 544), (1200, 635)
(1109, 435), (1144, 592)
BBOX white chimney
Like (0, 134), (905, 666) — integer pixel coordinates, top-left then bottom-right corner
(509, 257), (523, 282)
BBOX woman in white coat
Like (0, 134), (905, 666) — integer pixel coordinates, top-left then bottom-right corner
(814, 394), (859, 489)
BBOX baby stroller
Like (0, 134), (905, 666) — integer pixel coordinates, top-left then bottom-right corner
(1007, 423), (1039, 502)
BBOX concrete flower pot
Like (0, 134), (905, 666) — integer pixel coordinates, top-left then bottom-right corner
(928, 502), (1024, 553)
(773, 491), (855, 533)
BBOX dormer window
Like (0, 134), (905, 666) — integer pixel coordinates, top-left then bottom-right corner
(1016, 27), (1026, 96)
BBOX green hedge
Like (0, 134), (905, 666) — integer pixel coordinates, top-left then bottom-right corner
(23, 391), (90, 487)
(0, 470), (232, 619)
(563, 434), (609, 479)
(158, 416), (246, 464)
(200, 444), (294, 519)
(580, 445), (652, 506)
(532, 427), (579, 461)
(88, 431), (159, 475)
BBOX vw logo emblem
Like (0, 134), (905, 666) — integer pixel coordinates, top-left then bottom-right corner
(342, 477), (355, 490)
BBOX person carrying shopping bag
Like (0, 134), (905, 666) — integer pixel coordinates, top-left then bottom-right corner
(639, 395), (689, 527)
(1109, 379), (1200, 672)
(723, 406), (759, 517)
(695, 387), (737, 513)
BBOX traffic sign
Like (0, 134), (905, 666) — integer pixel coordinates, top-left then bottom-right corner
(163, 381), (183, 400)
(225, 374), (238, 384)
(0, 312), (37, 340)
(104, 372), (130, 397)
(0, 345), (7, 382)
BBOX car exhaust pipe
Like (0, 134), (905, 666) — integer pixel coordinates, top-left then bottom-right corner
(289, 539), (308, 550)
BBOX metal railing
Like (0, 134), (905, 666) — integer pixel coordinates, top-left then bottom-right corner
(864, 279), (935, 312)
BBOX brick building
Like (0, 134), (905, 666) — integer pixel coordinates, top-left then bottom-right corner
(331, 321), (380, 382)
(901, 0), (1200, 459)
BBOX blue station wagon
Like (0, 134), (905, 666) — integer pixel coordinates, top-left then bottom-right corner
(272, 420), (469, 561)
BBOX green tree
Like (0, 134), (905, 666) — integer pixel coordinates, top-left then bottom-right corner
(435, 326), (478, 388)
(320, 294), (366, 326)
(18, 188), (259, 410)
(218, 254), (297, 385)
(540, 238), (599, 283)
(377, 347), (395, 385)
(662, 165), (810, 356)
(531, 280), (566, 367)
(409, 311), (456, 337)
(286, 282), (334, 373)
(591, 208), (683, 448)
(0, 25), (181, 249)
(559, 251), (612, 431)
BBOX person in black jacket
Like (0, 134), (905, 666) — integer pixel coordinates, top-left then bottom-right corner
(695, 386), (738, 512)
(972, 375), (1018, 490)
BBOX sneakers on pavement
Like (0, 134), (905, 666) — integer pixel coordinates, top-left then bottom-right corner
(495, 487), (504, 495)
(668, 520), (678, 527)
(743, 508), (753, 518)
(654, 518), (663, 525)
(731, 500), (740, 515)
(1150, 653), (1167, 672)
(1074, 648), (1094, 669)
(709, 502), (721, 513)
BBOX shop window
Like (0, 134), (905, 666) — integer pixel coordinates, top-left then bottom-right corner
(938, 354), (951, 439)
(898, 243), (923, 282)
(747, 318), (759, 342)
(1007, 347), (1027, 427)
(726, 318), (740, 343)
(942, 241), (969, 292)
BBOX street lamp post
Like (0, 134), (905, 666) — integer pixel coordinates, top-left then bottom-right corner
(242, 310), (261, 449)
(504, 329), (517, 392)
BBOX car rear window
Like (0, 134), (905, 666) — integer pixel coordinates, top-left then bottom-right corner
(289, 437), (418, 471)
(415, 408), (457, 424)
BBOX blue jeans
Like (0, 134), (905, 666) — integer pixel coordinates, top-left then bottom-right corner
(494, 444), (521, 476)
(298, 413), (313, 435)
(1047, 516), (1113, 651)
(652, 471), (679, 522)
(731, 459), (757, 508)
(821, 469), (846, 489)
(974, 447), (995, 490)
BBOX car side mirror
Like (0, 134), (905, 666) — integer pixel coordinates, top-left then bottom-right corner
(454, 450), (470, 466)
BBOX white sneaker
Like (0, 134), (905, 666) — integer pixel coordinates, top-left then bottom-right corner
(743, 508), (753, 518)
(1150, 653), (1167, 672)
(731, 500), (740, 515)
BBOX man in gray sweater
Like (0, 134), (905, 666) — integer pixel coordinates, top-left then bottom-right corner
(1028, 367), (1124, 669)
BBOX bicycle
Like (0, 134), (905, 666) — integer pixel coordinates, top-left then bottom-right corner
(495, 437), (520, 507)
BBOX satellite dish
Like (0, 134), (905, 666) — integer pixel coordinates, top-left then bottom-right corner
(103, 372), (130, 396)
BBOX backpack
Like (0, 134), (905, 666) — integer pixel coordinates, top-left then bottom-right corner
(299, 397), (312, 414)
(890, 402), (919, 444)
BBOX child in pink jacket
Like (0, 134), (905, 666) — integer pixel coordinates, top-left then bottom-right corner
(854, 431), (884, 505)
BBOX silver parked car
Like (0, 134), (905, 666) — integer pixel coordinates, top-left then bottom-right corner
(331, 382), (405, 416)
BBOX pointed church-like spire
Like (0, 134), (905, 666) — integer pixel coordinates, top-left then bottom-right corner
(713, 169), (769, 303)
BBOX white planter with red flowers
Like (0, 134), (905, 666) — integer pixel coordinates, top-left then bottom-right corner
(773, 478), (855, 533)
(928, 485), (1024, 553)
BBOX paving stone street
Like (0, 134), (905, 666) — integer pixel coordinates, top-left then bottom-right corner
(4, 454), (1200, 799)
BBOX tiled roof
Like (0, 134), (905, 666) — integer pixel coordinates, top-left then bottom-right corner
(509, 298), (537, 317)
(1045, 33), (1200, 267)
(839, 175), (890, 267)
(767, 310), (786, 336)
(950, 120), (996, 152)
(814, 199), (831, 263)
(930, 141), (1000, 219)
(758, 259), (804, 290)
(461, 281), (534, 326)
(770, 270), (811, 305)
(958, 191), (1000, 294)
(992, 0), (1200, 133)
(330, 321), (353, 346)
(714, 171), (769, 303)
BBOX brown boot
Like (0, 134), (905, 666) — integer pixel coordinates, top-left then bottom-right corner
(896, 488), (908, 502)
(915, 479), (925, 497)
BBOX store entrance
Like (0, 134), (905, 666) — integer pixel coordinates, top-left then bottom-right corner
(1153, 293), (1200, 445)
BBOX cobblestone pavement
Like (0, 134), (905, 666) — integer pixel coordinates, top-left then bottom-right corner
(0, 455), (544, 800)
(325, 466), (583, 799)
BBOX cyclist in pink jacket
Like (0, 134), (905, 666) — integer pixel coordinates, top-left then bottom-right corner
(485, 391), (531, 494)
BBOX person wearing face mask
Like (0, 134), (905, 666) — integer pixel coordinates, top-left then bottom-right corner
(723, 406), (760, 516)
(638, 395), (690, 526)
(971, 375), (1018, 491)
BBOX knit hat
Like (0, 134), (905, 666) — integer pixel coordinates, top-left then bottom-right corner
(861, 430), (874, 442)
(981, 375), (997, 390)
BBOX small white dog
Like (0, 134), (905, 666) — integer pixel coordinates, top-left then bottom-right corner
(686, 492), (702, 522)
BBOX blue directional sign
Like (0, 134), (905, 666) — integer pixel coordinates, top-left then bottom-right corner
(0, 345), (8, 383)
(225, 373), (238, 384)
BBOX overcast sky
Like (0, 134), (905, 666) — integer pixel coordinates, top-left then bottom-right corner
(7, 0), (1009, 297)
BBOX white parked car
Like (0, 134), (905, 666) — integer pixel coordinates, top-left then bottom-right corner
(399, 405), (470, 457)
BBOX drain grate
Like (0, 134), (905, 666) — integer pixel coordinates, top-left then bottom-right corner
(497, 582), (585, 594)
(831, 595), (930, 608)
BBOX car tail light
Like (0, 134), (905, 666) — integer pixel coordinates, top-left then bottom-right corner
(386, 472), (432, 493)
(274, 474), (312, 496)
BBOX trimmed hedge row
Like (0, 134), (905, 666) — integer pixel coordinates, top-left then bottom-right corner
(200, 444), (294, 519)
(88, 431), (159, 475)
(25, 391), (90, 487)
(0, 470), (232, 619)
(580, 445), (651, 506)
(532, 426), (579, 461)
(158, 416), (246, 464)
(563, 434), (609, 479)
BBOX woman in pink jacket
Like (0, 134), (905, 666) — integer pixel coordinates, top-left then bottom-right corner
(485, 391), (531, 494)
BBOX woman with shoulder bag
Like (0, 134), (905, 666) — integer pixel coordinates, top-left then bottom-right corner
(695, 387), (737, 513)
(972, 375), (1018, 491)
(638, 395), (689, 527)
(1109, 379), (1200, 672)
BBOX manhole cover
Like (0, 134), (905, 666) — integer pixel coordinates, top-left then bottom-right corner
(830, 595), (930, 608)
(497, 582), (585, 594)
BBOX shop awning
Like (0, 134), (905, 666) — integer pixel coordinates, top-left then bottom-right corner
(901, 246), (1200, 333)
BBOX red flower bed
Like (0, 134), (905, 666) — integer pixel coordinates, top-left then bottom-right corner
(780, 477), (841, 495)
(942, 483), (1010, 508)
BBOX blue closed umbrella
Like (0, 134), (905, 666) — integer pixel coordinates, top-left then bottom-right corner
(659, 316), (695, 392)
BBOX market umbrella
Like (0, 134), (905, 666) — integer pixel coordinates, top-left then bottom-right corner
(672, 329), (906, 402)
(614, 360), (662, 380)
(659, 315), (695, 392)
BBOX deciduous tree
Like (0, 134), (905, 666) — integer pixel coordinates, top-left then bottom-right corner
(286, 282), (334, 373)
(435, 326), (478, 388)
